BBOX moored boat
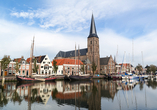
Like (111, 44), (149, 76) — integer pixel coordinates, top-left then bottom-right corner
(16, 75), (56, 83)
(69, 75), (92, 80)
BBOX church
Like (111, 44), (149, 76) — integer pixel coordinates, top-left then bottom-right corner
(55, 14), (100, 74)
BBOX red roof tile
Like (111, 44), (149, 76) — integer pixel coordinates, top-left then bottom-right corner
(52, 58), (83, 66)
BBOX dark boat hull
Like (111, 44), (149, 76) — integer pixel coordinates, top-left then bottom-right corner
(16, 75), (56, 83)
(69, 75), (92, 80)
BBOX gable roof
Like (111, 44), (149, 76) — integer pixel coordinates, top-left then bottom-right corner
(26, 55), (46, 63)
(13, 56), (25, 63)
(55, 48), (88, 58)
(13, 58), (22, 63)
(100, 57), (110, 65)
(52, 58), (83, 66)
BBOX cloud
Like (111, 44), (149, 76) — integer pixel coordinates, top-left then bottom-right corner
(10, 0), (157, 32)
(99, 28), (157, 67)
(0, 19), (86, 60)
(0, 17), (157, 67)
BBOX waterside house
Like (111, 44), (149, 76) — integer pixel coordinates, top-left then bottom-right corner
(52, 58), (83, 76)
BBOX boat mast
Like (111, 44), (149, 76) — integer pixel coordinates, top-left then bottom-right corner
(78, 45), (80, 75)
(75, 43), (76, 75)
(141, 51), (144, 73)
(28, 37), (34, 77)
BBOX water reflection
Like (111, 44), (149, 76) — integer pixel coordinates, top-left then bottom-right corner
(0, 79), (157, 110)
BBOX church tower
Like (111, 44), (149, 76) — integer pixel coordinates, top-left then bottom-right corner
(87, 14), (100, 74)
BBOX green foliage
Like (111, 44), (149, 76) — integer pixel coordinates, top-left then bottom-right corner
(11, 90), (22, 105)
(52, 88), (58, 99)
(146, 66), (150, 74)
(31, 89), (37, 103)
(150, 65), (156, 74)
(92, 83), (97, 96)
(14, 59), (20, 74)
(80, 62), (85, 74)
(136, 64), (143, 73)
(92, 62), (97, 75)
(1, 55), (11, 71)
(32, 59), (39, 73)
(53, 60), (58, 74)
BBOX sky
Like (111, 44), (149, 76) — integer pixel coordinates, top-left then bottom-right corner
(0, 0), (157, 67)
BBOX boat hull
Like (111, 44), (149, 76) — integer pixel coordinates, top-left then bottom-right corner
(16, 75), (56, 83)
(69, 75), (92, 80)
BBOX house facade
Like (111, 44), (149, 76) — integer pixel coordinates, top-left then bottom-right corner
(119, 63), (134, 73)
(5, 55), (53, 76)
(26, 55), (53, 75)
(100, 55), (116, 74)
(52, 58), (83, 75)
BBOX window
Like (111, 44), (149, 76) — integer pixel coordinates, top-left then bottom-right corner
(22, 66), (25, 69)
(45, 58), (47, 60)
(49, 66), (52, 68)
(26, 66), (29, 69)
(90, 41), (92, 44)
(61, 70), (63, 74)
(23, 70), (25, 75)
(88, 65), (90, 70)
(49, 70), (51, 74)
(43, 62), (45, 64)
(41, 66), (43, 68)
(44, 66), (49, 69)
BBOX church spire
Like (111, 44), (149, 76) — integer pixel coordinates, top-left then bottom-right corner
(88, 14), (98, 38)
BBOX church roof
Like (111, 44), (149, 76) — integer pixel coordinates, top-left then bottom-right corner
(88, 14), (98, 38)
(100, 57), (110, 65)
(55, 48), (88, 58)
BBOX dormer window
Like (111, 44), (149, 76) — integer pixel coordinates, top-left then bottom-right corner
(22, 61), (25, 64)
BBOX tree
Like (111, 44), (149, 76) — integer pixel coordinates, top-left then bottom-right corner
(146, 65), (150, 74)
(150, 65), (156, 74)
(53, 60), (58, 75)
(52, 88), (58, 99)
(1, 55), (11, 77)
(80, 61), (85, 74)
(135, 64), (142, 74)
(32, 59), (39, 73)
(14, 59), (20, 75)
(92, 62), (97, 75)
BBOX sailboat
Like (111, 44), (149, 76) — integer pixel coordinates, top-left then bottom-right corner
(69, 45), (92, 80)
(16, 37), (57, 82)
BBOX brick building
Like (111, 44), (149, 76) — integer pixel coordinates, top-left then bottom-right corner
(52, 58), (83, 75)
(100, 55), (116, 74)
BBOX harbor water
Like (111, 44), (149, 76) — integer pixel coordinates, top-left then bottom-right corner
(0, 79), (157, 110)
